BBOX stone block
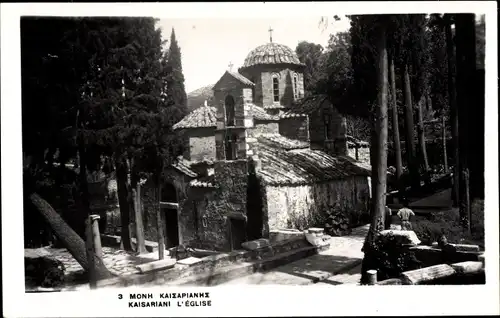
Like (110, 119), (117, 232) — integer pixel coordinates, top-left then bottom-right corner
(136, 259), (176, 274)
(307, 227), (324, 235)
(304, 232), (329, 247)
(242, 238), (271, 251)
(431, 242), (480, 252)
(401, 264), (456, 285)
(478, 253), (485, 267)
(177, 257), (203, 267)
(378, 230), (421, 245)
(451, 261), (484, 274)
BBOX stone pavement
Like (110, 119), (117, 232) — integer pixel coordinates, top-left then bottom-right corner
(26, 246), (162, 289)
(218, 224), (372, 286)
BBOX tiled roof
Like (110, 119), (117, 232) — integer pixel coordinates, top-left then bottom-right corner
(241, 43), (304, 68)
(171, 158), (198, 178)
(263, 104), (286, 110)
(190, 175), (216, 188)
(257, 134), (309, 150)
(227, 71), (255, 86)
(254, 142), (370, 186)
(173, 104), (279, 129)
(282, 94), (329, 118)
(173, 106), (217, 130)
(250, 105), (279, 121)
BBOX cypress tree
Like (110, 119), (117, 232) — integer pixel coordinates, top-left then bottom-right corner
(164, 28), (188, 118)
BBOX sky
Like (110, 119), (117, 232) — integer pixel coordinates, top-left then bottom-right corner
(157, 18), (351, 93)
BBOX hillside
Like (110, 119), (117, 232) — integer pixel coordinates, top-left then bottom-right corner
(187, 84), (214, 112)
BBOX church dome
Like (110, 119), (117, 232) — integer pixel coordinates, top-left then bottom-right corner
(241, 42), (304, 68)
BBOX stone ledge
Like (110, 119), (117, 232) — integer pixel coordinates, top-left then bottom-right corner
(450, 261), (484, 275)
(401, 264), (456, 285)
(242, 238), (271, 251)
(136, 259), (176, 274)
(177, 257), (204, 267)
(431, 242), (480, 252)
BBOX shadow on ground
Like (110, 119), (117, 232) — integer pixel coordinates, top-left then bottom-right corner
(273, 254), (361, 283)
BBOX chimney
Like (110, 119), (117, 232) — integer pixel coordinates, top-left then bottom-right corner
(204, 100), (208, 107)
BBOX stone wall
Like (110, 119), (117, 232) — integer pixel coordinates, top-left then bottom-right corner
(186, 128), (216, 161)
(140, 170), (192, 244)
(249, 121), (280, 137)
(279, 116), (309, 142)
(348, 146), (370, 165)
(189, 160), (249, 251)
(265, 176), (370, 231)
(240, 65), (304, 108)
(308, 100), (347, 155)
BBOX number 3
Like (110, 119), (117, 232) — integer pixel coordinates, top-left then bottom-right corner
(118, 294), (123, 299)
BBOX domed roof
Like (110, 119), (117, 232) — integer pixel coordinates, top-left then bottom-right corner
(242, 42), (304, 69)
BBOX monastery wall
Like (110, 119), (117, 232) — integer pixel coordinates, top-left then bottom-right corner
(265, 176), (370, 231)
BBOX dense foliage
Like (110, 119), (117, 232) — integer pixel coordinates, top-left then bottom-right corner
(21, 17), (187, 247)
(360, 232), (422, 284)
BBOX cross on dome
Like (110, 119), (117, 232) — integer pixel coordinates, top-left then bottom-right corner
(268, 26), (274, 43)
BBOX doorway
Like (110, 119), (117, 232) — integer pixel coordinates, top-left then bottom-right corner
(165, 209), (179, 248)
(229, 217), (247, 250)
(160, 182), (180, 248)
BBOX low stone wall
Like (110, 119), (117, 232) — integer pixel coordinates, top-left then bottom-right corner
(269, 229), (305, 243)
(97, 233), (325, 288)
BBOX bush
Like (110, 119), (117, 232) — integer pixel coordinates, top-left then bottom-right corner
(361, 232), (422, 284)
(413, 200), (484, 248)
(25, 256), (66, 288)
(324, 204), (351, 236)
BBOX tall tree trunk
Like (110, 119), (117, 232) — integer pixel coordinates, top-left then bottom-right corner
(156, 176), (166, 259)
(133, 184), (147, 254)
(442, 113), (449, 173)
(417, 94), (430, 182)
(455, 14), (476, 232)
(444, 14), (460, 207)
(29, 193), (113, 279)
(402, 64), (420, 191)
(76, 109), (92, 237)
(130, 159), (147, 254)
(389, 57), (403, 186)
(115, 154), (133, 251)
(362, 24), (388, 284)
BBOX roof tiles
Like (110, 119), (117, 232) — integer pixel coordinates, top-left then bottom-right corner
(254, 142), (370, 186)
(173, 106), (217, 130)
(242, 43), (304, 68)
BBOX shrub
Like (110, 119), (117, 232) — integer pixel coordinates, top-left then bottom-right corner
(413, 200), (484, 248)
(324, 204), (351, 236)
(25, 256), (66, 288)
(360, 232), (422, 284)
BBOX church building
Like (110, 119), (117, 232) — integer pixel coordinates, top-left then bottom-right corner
(141, 33), (371, 252)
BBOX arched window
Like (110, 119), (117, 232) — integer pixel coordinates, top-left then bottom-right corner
(272, 75), (280, 102)
(293, 73), (299, 99)
(225, 95), (235, 127)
